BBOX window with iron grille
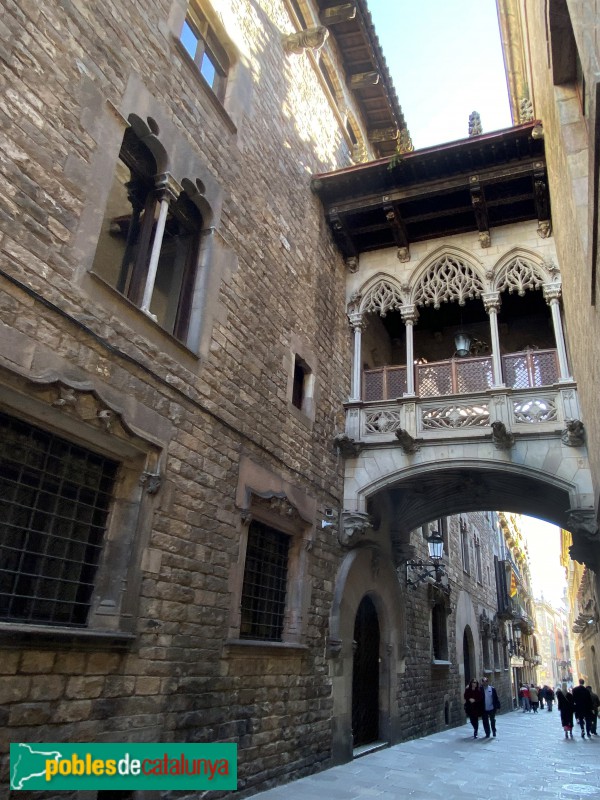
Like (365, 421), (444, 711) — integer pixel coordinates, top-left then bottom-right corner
(240, 520), (290, 641)
(0, 412), (118, 627)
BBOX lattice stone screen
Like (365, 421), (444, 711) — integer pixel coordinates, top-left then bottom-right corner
(417, 362), (453, 398)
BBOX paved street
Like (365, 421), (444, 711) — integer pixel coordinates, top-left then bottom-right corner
(251, 709), (600, 800)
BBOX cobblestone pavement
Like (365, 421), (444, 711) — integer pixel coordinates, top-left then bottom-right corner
(251, 708), (600, 800)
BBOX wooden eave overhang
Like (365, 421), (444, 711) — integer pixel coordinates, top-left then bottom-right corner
(311, 122), (550, 257)
(316, 0), (406, 157)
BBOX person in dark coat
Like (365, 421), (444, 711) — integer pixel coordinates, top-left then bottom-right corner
(572, 678), (594, 738)
(556, 688), (574, 739)
(481, 676), (501, 738)
(464, 679), (483, 738)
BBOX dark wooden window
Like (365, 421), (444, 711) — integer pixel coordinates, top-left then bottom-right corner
(0, 412), (118, 627)
(240, 521), (290, 641)
(91, 127), (202, 342)
(180, 4), (229, 102)
(432, 603), (448, 660)
(292, 355), (310, 410)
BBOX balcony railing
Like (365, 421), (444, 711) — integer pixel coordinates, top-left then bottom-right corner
(362, 349), (559, 401)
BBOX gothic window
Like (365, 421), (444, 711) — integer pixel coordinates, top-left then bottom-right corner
(432, 602), (448, 661)
(91, 126), (202, 343)
(240, 521), (290, 642)
(475, 535), (483, 583)
(180, 3), (230, 102)
(460, 519), (470, 574)
(0, 412), (118, 627)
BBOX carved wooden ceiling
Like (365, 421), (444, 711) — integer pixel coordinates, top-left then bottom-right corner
(311, 122), (551, 258)
(315, 0), (407, 157)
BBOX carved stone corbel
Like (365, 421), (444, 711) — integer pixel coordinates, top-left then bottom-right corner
(333, 433), (362, 458)
(338, 510), (372, 548)
(491, 420), (515, 450)
(395, 428), (419, 454)
(140, 472), (162, 494)
(562, 419), (584, 447)
(282, 26), (329, 54)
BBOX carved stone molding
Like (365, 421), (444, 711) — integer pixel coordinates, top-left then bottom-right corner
(338, 510), (373, 548)
(397, 246), (410, 263)
(326, 637), (343, 658)
(345, 256), (359, 273)
(242, 491), (304, 525)
(282, 26), (329, 55)
(413, 254), (484, 309)
(479, 232), (491, 248)
(567, 508), (599, 540)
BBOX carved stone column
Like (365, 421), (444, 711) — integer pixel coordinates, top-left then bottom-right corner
(401, 305), (418, 396)
(483, 292), (503, 387)
(141, 173), (180, 317)
(543, 283), (572, 381)
(348, 309), (365, 401)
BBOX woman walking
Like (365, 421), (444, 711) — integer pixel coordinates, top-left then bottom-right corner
(557, 687), (575, 739)
(464, 679), (483, 739)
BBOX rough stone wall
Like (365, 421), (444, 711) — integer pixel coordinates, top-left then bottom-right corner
(0, 0), (354, 795)
(521, 0), (600, 502)
(400, 513), (512, 739)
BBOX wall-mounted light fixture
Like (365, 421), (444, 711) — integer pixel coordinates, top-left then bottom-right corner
(405, 530), (449, 592)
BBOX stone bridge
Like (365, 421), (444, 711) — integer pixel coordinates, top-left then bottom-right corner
(338, 381), (599, 570)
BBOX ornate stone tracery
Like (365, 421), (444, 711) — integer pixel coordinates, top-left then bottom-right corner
(412, 255), (484, 309)
(360, 278), (404, 317)
(496, 256), (545, 296)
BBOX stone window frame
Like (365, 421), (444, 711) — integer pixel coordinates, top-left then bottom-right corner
(226, 459), (315, 650)
(0, 372), (165, 645)
(287, 338), (317, 427)
(460, 517), (470, 574)
(90, 118), (206, 345)
(172, 0), (251, 134)
(179, 2), (230, 104)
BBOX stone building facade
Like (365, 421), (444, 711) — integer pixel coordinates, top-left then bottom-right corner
(0, 1), (586, 798)
(0, 0), (372, 795)
(496, 0), (600, 692)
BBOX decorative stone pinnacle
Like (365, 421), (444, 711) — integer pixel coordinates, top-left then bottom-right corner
(468, 111), (482, 137)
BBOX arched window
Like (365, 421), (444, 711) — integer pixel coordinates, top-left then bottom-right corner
(92, 126), (201, 342)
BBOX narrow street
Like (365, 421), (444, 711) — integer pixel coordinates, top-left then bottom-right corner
(250, 708), (599, 800)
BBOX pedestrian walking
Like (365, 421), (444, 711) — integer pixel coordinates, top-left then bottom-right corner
(545, 685), (555, 712)
(520, 683), (531, 712)
(538, 685), (545, 710)
(572, 678), (594, 738)
(556, 687), (574, 739)
(586, 685), (599, 735)
(464, 679), (483, 739)
(529, 684), (539, 713)
(481, 676), (501, 738)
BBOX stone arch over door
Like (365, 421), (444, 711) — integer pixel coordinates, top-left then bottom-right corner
(328, 546), (405, 765)
(455, 589), (480, 688)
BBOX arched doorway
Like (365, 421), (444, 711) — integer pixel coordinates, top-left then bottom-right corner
(352, 595), (380, 747)
(463, 626), (475, 687)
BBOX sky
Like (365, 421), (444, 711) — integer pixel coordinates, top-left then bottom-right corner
(364, 2), (566, 607)
(519, 517), (566, 609)
(367, 0), (513, 149)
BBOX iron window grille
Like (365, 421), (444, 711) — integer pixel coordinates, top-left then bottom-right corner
(240, 520), (290, 641)
(0, 412), (118, 627)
